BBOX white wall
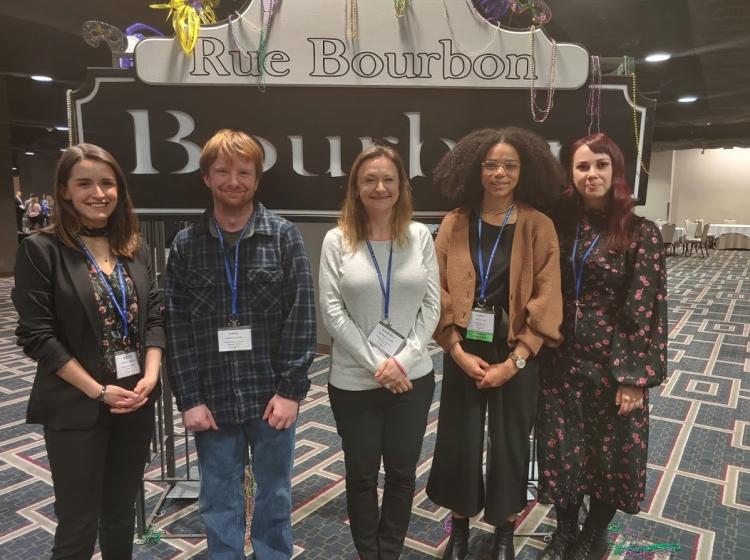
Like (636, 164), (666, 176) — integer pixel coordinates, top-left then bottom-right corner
(670, 148), (750, 226)
(639, 147), (750, 228)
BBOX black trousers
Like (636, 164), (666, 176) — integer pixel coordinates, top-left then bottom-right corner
(426, 351), (538, 526)
(43, 404), (154, 559)
(329, 372), (435, 560)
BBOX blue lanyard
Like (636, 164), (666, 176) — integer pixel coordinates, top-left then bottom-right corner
(214, 219), (252, 324)
(571, 223), (601, 304)
(477, 204), (514, 305)
(78, 239), (129, 342)
(365, 240), (394, 321)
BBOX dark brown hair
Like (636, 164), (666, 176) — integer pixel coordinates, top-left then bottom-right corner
(52, 144), (140, 258)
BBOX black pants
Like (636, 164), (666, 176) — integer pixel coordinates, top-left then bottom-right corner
(329, 372), (435, 560)
(44, 405), (154, 559)
(426, 351), (538, 526)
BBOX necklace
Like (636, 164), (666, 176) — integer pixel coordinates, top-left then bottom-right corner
(587, 55), (602, 135)
(394, 0), (410, 18)
(80, 225), (110, 237)
(529, 25), (557, 123)
(482, 202), (515, 216)
(346, 0), (359, 40)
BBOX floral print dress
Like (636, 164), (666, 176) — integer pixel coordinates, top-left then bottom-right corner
(537, 211), (668, 513)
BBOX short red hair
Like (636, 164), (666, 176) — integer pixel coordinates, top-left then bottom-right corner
(200, 129), (264, 179)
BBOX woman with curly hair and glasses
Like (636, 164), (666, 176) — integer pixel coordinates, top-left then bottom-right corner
(426, 127), (564, 560)
(535, 133), (668, 560)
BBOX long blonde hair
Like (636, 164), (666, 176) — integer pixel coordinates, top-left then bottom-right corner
(339, 145), (413, 249)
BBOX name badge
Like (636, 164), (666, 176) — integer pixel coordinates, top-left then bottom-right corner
(218, 326), (253, 352)
(466, 307), (494, 342)
(115, 351), (141, 379)
(367, 321), (406, 357)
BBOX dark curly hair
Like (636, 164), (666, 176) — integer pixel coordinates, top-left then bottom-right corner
(433, 127), (564, 210)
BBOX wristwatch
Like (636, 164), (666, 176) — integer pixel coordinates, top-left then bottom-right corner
(508, 352), (527, 370)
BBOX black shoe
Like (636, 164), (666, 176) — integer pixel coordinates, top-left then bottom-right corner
(566, 518), (609, 560)
(538, 506), (580, 560)
(443, 517), (469, 560)
(490, 520), (515, 560)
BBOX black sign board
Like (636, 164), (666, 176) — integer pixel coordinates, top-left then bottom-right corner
(72, 69), (654, 220)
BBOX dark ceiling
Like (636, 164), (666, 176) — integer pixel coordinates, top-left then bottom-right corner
(1, 0), (749, 166)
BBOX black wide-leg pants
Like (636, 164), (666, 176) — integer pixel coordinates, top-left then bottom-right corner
(44, 405), (154, 560)
(426, 351), (538, 526)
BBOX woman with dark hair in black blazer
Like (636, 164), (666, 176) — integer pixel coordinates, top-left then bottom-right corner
(12, 144), (165, 559)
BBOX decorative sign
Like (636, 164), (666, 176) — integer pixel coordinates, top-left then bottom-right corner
(135, 0), (588, 89)
(70, 0), (655, 219)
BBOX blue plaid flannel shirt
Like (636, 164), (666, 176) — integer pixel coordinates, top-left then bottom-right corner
(164, 204), (315, 424)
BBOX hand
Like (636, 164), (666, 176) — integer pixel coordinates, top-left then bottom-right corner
(111, 375), (157, 414)
(183, 404), (219, 431)
(103, 385), (148, 414)
(263, 395), (299, 430)
(133, 374), (158, 401)
(615, 385), (645, 416)
(450, 344), (489, 381)
(374, 359), (413, 394)
(476, 361), (516, 389)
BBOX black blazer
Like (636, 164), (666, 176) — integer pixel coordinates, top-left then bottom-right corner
(12, 232), (166, 430)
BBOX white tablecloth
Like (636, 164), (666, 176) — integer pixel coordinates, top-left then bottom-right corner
(707, 224), (750, 249)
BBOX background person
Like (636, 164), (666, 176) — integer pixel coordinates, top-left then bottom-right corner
(426, 127), (564, 560)
(536, 132), (668, 560)
(319, 145), (440, 560)
(12, 144), (165, 559)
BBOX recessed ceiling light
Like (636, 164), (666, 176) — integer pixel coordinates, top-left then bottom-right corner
(12, 167), (18, 172)
(645, 52), (671, 63)
(24, 151), (35, 156)
(55, 125), (69, 132)
(706, 122), (711, 126)
(678, 96), (698, 103)
(30, 75), (53, 82)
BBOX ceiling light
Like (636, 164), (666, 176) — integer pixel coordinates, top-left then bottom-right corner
(12, 167), (18, 172)
(30, 75), (53, 82)
(24, 151), (35, 156)
(678, 96), (698, 103)
(54, 125), (69, 132)
(645, 52), (671, 63)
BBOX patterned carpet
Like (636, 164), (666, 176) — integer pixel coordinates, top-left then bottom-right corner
(0, 250), (749, 559)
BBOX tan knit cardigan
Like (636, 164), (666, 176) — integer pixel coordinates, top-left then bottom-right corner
(433, 202), (563, 356)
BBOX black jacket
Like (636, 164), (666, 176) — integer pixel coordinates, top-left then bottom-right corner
(12, 232), (166, 430)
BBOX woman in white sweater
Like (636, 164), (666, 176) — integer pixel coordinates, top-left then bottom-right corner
(319, 144), (440, 560)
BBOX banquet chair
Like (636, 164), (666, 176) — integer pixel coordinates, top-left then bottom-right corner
(685, 223), (711, 257)
(660, 223), (677, 256)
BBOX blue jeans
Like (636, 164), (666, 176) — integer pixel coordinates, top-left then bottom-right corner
(194, 419), (296, 560)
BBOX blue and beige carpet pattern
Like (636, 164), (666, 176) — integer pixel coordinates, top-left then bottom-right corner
(1, 250), (749, 559)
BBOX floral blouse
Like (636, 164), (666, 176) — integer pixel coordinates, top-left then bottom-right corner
(88, 262), (141, 383)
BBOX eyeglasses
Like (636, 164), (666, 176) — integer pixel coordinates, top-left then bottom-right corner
(481, 160), (521, 173)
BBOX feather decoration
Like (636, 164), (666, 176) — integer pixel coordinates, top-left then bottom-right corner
(149, 0), (219, 55)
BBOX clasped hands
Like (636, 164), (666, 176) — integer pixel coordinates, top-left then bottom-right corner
(374, 358), (412, 394)
(450, 344), (516, 389)
(103, 375), (157, 414)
